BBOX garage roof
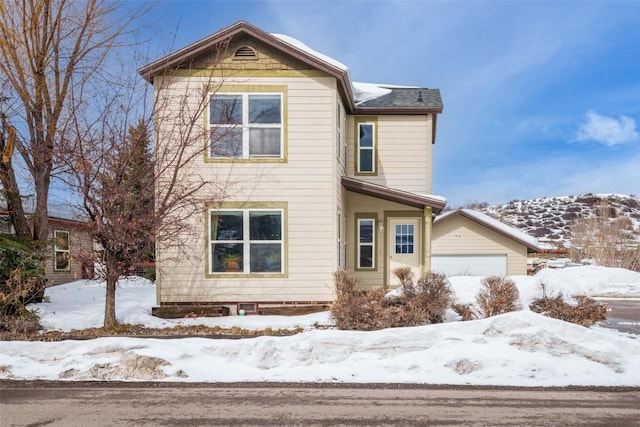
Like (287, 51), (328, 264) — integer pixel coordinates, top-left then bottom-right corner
(434, 209), (541, 253)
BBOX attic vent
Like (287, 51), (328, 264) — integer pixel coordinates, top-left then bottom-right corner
(234, 46), (257, 59)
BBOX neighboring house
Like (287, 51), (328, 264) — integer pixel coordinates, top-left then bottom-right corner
(0, 210), (93, 286)
(431, 209), (540, 276)
(139, 21), (445, 316)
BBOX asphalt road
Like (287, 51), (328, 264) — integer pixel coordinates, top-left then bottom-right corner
(598, 299), (640, 336)
(1, 382), (640, 426)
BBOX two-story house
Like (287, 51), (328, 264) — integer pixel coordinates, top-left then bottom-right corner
(139, 21), (445, 317)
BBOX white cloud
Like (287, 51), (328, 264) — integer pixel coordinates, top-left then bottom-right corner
(576, 110), (639, 146)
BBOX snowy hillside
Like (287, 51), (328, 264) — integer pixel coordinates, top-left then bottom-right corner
(477, 194), (640, 248)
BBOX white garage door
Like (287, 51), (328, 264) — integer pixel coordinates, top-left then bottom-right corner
(431, 255), (507, 277)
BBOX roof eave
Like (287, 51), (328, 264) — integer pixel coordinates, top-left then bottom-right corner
(354, 106), (443, 115)
(342, 177), (446, 213)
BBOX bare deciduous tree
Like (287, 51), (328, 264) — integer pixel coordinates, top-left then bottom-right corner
(0, 111), (31, 236)
(61, 41), (234, 327)
(0, 0), (145, 241)
(569, 215), (640, 271)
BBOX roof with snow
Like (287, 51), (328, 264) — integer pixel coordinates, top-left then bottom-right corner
(139, 21), (442, 117)
(434, 208), (541, 252)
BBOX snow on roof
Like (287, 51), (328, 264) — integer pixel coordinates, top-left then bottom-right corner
(416, 192), (448, 203)
(436, 208), (540, 250)
(272, 33), (349, 72)
(272, 33), (404, 105)
(352, 82), (392, 104)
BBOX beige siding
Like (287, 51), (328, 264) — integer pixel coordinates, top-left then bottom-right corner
(431, 216), (528, 276)
(344, 192), (424, 289)
(155, 74), (340, 305)
(346, 115), (433, 193)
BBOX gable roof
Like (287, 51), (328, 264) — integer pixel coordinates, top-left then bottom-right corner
(139, 21), (355, 109)
(434, 209), (540, 252)
(138, 21), (443, 117)
(342, 177), (446, 213)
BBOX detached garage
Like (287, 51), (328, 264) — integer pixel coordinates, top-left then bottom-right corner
(431, 209), (540, 276)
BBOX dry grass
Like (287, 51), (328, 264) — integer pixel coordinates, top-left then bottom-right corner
(0, 314), (304, 341)
(0, 314), (41, 340)
(476, 276), (520, 318)
(529, 285), (607, 327)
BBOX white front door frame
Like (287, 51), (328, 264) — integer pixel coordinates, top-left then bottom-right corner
(387, 217), (421, 287)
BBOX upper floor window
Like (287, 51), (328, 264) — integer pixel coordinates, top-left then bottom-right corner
(209, 208), (284, 274)
(209, 93), (283, 159)
(357, 123), (375, 173)
(54, 230), (70, 271)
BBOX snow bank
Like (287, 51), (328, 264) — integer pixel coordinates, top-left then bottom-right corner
(4, 266), (638, 385)
(2, 311), (639, 385)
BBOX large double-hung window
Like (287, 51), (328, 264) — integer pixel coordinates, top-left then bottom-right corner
(209, 208), (284, 274)
(209, 92), (283, 159)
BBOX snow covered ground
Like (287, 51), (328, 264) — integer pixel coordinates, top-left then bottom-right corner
(1, 266), (640, 385)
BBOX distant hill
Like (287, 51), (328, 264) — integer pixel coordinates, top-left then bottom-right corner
(473, 194), (640, 249)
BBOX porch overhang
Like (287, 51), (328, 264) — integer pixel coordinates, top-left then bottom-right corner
(341, 177), (446, 213)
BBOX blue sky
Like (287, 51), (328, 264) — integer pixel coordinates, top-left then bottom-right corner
(137, 0), (640, 207)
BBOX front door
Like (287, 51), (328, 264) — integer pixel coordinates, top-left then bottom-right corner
(387, 218), (421, 286)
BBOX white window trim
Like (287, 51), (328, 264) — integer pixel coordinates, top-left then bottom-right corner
(357, 218), (375, 269)
(357, 122), (376, 173)
(54, 230), (71, 272)
(209, 208), (284, 274)
(394, 223), (415, 254)
(209, 92), (283, 159)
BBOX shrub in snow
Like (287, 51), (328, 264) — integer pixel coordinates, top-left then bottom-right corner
(411, 271), (453, 323)
(476, 276), (520, 318)
(451, 303), (476, 321)
(387, 268), (453, 325)
(331, 269), (454, 331)
(331, 270), (387, 331)
(529, 284), (607, 327)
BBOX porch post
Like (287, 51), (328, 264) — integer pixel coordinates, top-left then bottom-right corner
(423, 206), (433, 273)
